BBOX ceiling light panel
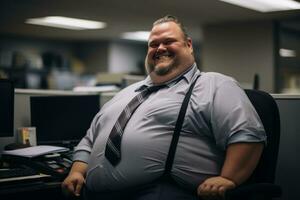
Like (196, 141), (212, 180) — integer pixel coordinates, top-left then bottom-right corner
(219, 0), (300, 12)
(121, 31), (150, 41)
(26, 16), (107, 30)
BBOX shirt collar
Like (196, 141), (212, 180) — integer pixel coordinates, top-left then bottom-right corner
(135, 63), (199, 92)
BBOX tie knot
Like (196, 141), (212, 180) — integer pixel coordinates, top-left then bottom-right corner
(146, 84), (165, 93)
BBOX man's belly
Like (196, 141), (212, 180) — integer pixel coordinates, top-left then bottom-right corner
(85, 129), (223, 192)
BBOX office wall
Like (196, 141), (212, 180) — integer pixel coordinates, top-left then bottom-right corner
(0, 36), (73, 70)
(0, 36), (148, 89)
(0, 36), (109, 73)
(73, 41), (109, 73)
(108, 41), (147, 75)
(202, 21), (275, 92)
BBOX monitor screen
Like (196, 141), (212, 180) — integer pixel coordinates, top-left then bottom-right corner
(0, 79), (14, 137)
(30, 95), (100, 146)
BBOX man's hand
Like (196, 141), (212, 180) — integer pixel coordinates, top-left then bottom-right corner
(61, 171), (85, 197)
(61, 161), (88, 197)
(197, 176), (236, 200)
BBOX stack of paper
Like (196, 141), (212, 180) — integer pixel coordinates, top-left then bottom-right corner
(1, 145), (69, 158)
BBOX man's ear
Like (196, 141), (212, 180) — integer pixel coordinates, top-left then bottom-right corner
(187, 37), (193, 54)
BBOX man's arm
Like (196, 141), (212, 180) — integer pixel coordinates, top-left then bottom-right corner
(221, 142), (264, 185)
(197, 142), (264, 199)
(61, 161), (88, 197)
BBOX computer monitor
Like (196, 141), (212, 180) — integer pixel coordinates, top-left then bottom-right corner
(0, 79), (14, 137)
(30, 95), (100, 146)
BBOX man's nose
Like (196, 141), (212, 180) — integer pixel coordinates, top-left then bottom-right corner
(157, 43), (167, 52)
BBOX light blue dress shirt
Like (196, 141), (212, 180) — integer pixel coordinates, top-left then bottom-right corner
(73, 63), (266, 192)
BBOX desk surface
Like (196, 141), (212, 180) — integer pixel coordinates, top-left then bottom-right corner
(0, 179), (64, 200)
(0, 173), (51, 183)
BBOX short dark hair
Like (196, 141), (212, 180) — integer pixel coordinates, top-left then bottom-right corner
(153, 15), (189, 41)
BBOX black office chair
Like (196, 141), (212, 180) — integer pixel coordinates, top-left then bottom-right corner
(225, 89), (282, 200)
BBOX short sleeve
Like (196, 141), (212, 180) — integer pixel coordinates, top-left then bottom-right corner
(210, 79), (267, 150)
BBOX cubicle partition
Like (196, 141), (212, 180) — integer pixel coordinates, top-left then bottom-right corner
(273, 94), (300, 200)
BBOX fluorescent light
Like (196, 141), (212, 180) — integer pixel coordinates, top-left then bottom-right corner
(280, 48), (297, 57)
(219, 0), (300, 12)
(26, 16), (106, 30)
(121, 31), (150, 41)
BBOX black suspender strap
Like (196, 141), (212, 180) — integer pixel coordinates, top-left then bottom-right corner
(164, 75), (200, 175)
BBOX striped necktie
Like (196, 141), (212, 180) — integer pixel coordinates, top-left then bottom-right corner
(105, 85), (165, 166)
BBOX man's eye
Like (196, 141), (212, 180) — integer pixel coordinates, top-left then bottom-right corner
(164, 40), (175, 45)
(149, 43), (159, 48)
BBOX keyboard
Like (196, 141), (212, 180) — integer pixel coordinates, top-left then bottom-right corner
(0, 166), (51, 185)
(0, 166), (38, 179)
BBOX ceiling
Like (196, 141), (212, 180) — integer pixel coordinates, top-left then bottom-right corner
(0, 0), (300, 42)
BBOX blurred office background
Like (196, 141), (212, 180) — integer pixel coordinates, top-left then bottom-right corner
(0, 0), (299, 93)
(1, 1), (300, 199)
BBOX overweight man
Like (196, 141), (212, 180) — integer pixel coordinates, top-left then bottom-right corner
(62, 15), (266, 200)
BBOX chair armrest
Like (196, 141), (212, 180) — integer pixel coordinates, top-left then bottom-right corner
(225, 183), (282, 200)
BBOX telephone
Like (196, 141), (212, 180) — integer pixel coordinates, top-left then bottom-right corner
(1, 149), (72, 180)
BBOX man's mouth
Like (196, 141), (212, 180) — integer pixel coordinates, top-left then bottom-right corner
(153, 52), (173, 60)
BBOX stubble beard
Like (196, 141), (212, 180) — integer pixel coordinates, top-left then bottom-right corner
(146, 58), (177, 76)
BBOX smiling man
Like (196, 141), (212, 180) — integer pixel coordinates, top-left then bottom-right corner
(145, 19), (194, 84)
(62, 15), (266, 200)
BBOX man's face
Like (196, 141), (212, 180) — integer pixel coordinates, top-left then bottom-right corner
(145, 22), (193, 76)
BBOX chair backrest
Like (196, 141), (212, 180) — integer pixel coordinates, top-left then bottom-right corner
(244, 89), (281, 184)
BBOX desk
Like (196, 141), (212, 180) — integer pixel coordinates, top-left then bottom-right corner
(0, 149), (75, 199)
(0, 179), (77, 200)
